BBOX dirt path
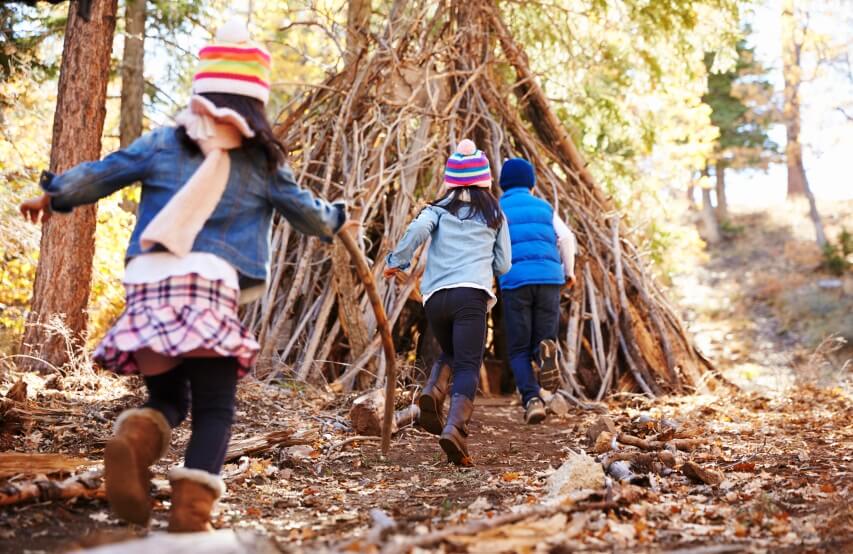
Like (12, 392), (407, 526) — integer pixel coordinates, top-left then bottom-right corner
(1, 377), (851, 553)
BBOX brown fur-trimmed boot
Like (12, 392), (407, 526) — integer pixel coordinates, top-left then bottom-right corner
(417, 359), (452, 435)
(168, 468), (225, 533)
(439, 394), (474, 466)
(104, 408), (171, 525)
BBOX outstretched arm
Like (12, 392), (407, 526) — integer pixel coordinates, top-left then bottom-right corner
(267, 164), (345, 241)
(385, 207), (440, 273)
(553, 214), (577, 283)
(39, 130), (159, 213)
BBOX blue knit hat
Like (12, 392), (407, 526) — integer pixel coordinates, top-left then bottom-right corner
(499, 158), (535, 190)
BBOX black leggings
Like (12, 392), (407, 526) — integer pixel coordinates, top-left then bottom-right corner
(143, 357), (238, 474)
(424, 287), (489, 400)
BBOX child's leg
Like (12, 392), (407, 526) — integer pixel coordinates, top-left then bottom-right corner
(424, 291), (456, 361)
(501, 286), (540, 404)
(438, 288), (488, 465)
(142, 364), (191, 428)
(531, 285), (562, 391)
(447, 290), (489, 399)
(105, 361), (187, 525)
(167, 356), (237, 533)
(183, 357), (238, 474)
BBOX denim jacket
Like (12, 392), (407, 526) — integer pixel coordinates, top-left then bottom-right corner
(42, 126), (345, 290)
(386, 203), (512, 300)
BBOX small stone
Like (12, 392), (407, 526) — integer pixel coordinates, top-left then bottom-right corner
(587, 416), (618, 444)
(547, 452), (606, 497)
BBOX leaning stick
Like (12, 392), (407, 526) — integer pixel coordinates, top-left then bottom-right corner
(336, 227), (397, 456)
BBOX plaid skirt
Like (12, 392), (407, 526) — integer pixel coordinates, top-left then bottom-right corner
(94, 274), (259, 377)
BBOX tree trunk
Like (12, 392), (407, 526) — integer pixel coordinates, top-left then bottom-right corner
(714, 163), (728, 222)
(19, 0), (118, 371)
(118, 0), (145, 212)
(701, 187), (721, 245)
(686, 183), (697, 211)
(119, 0), (145, 148)
(781, 0), (808, 199)
(781, 0), (828, 247)
(345, 0), (371, 66)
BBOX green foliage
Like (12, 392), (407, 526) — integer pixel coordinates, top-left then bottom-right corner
(821, 228), (852, 276)
(702, 31), (778, 170)
(504, 0), (742, 277)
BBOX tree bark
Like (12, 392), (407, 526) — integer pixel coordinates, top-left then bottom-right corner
(701, 187), (721, 245)
(714, 163), (728, 222)
(781, 0), (807, 199)
(119, 0), (145, 148)
(781, 0), (828, 247)
(345, 0), (371, 66)
(20, 0), (118, 371)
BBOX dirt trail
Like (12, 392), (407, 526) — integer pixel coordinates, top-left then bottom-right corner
(1, 380), (851, 553)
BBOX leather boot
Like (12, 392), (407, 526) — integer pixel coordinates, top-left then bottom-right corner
(168, 468), (225, 533)
(439, 395), (474, 466)
(417, 358), (452, 435)
(105, 408), (171, 525)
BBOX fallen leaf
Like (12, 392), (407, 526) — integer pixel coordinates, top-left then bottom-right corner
(732, 461), (755, 472)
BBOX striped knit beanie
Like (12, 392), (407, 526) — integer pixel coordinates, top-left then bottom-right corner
(444, 139), (492, 188)
(193, 18), (272, 105)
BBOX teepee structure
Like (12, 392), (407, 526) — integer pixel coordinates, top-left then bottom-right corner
(242, 0), (718, 401)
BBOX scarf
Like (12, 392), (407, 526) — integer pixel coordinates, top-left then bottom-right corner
(139, 95), (254, 257)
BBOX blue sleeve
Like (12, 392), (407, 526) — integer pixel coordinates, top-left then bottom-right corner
(41, 130), (159, 213)
(267, 163), (345, 242)
(492, 217), (512, 276)
(386, 207), (440, 270)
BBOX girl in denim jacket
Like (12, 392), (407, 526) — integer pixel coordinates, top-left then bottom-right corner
(384, 140), (511, 466)
(20, 20), (347, 531)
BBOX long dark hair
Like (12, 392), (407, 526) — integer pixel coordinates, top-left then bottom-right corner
(431, 187), (503, 230)
(176, 92), (286, 173)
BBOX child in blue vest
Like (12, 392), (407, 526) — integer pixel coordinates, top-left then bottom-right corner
(498, 158), (576, 424)
(384, 140), (511, 465)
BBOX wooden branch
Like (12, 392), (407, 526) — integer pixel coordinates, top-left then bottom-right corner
(224, 430), (315, 463)
(337, 229), (398, 455)
(0, 471), (104, 507)
(380, 499), (615, 554)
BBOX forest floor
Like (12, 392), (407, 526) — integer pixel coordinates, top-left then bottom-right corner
(0, 201), (851, 554)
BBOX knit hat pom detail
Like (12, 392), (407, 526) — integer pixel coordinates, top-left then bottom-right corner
(193, 17), (272, 105)
(216, 18), (251, 43)
(445, 139), (492, 189)
(456, 139), (477, 156)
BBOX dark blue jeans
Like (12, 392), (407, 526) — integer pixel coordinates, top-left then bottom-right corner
(424, 287), (489, 400)
(501, 285), (561, 404)
(143, 357), (238, 474)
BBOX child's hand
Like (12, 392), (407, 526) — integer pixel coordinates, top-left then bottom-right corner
(565, 276), (577, 289)
(20, 194), (51, 224)
(383, 266), (401, 280)
(337, 219), (361, 236)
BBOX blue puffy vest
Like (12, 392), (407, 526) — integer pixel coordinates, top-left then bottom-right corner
(498, 187), (565, 290)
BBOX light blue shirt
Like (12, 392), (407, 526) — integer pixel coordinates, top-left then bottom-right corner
(386, 203), (512, 303)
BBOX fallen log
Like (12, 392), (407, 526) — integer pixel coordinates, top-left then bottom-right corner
(593, 431), (704, 454)
(0, 470), (104, 507)
(0, 452), (96, 479)
(224, 429), (316, 463)
(616, 433), (704, 452)
(602, 450), (676, 471)
(349, 388), (420, 436)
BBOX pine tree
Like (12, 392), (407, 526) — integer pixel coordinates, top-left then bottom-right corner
(20, 0), (118, 371)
